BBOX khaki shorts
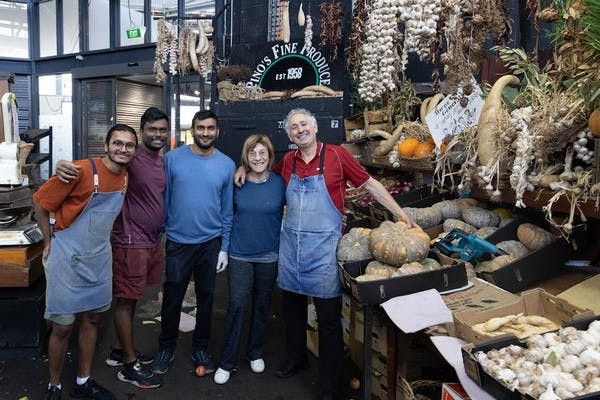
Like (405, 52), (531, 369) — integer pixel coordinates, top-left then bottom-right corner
(45, 303), (111, 326)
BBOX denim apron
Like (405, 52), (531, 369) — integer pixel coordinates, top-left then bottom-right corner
(45, 158), (126, 314)
(278, 144), (343, 298)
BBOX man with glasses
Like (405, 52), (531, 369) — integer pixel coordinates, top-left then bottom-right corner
(35, 124), (137, 400)
(55, 108), (169, 390)
(152, 110), (235, 377)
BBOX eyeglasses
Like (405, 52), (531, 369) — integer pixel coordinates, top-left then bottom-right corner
(146, 126), (169, 134)
(110, 140), (136, 151)
(248, 150), (268, 158)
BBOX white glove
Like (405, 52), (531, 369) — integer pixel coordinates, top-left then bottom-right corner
(216, 251), (228, 273)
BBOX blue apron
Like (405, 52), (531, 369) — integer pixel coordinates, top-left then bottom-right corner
(278, 144), (343, 298)
(45, 158), (126, 315)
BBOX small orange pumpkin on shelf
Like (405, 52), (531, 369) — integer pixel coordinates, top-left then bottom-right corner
(589, 108), (600, 137)
(397, 138), (420, 157)
(413, 142), (435, 158)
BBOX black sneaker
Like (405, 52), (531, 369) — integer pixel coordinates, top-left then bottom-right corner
(117, 361), (162, 389)
(70, 378), (115, 400)
(152, 348), (175, 375)
(45, 385), (61, 400)
(105, 347), (154, 366)
(191, 348), (215, 374)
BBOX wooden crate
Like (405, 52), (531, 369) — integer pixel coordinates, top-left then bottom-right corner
(344, 110), (393, 142)
(0, 242), (44, 287)
(344, 113), (366, 141)
(364, 109), (392, 136)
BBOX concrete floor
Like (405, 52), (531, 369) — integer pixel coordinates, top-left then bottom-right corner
(1, 272), (364, 400)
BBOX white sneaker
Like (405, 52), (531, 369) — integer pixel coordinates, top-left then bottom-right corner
(214, 368), (230, 384)
(250, 358), (265, 373)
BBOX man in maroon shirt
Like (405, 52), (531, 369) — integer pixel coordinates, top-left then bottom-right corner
(56, 107), (169, 389)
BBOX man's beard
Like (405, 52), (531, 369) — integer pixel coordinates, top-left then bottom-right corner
(193, 135), (215, 150)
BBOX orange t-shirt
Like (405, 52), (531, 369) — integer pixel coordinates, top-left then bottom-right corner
(33, 157), (128, 231)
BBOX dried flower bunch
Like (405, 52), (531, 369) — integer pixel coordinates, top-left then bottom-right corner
(153, 19), (214, 83)
(319, 2), (343, 62)
(215, 64), (252, 83)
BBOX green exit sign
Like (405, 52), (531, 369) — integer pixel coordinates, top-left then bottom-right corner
(126, 27), (142, 39)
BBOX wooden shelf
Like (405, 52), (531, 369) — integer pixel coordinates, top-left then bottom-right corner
(470, 186), (600, 220)
(359, 160), (434, 174)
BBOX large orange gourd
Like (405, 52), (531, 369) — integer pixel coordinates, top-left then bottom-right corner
(413, 142), (435, 158)
(397, 138), (420, 157)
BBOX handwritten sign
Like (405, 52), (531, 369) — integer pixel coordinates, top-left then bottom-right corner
(425, 82), (484, 147)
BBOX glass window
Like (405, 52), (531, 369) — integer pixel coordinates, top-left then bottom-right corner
(88, 0), (110, 50)
(150, 0), (177, 42)
(39, 0), (57, 57)
(63, 0), (79, 54)
(0, 1), (29, 59)
(38, 74), (72, 178)
(120, 0), (145, 46)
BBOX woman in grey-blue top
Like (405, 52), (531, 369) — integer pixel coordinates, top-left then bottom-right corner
(214, 134), (286, 384)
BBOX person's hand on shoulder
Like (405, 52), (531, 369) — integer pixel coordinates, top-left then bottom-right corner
(55, 160), (80, 183)
(216, 251), (228, 273)
(234, 166), (247, 187)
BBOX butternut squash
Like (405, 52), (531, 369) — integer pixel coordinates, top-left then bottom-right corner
(477, 75), (520, 166)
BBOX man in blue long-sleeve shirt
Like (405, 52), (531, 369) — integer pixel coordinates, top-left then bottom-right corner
(152, 110), (235, 376)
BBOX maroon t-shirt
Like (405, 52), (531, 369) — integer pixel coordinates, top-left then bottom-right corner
(111, 146), (166, 248)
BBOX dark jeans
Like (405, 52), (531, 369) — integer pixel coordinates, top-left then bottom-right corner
(158, 237), (220, 351)
(281, 290), (343, 394)
(219, 258), (278, 371)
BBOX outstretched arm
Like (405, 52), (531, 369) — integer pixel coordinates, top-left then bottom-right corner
(362, 177), (419, 228)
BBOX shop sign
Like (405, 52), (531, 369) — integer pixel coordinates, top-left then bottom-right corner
(248, 42), (332, 91)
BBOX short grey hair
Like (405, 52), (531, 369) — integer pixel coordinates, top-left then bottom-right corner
(284, 108), (317, 133)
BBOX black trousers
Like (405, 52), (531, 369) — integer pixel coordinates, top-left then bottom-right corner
(158, 237), (220, 351)
(281, 289), (343, 394)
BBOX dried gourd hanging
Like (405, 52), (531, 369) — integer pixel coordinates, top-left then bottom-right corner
(298, 2), (305, 27)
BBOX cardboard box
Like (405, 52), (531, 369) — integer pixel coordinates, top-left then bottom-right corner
(442, 278), (519, 314)
(441, 383), (470, 400)
(462, 316), (600, 400)
(453, 287), (593, 345)
(353, 308), (388, 355)
(371, 372), (389, 400)
(479, 212), (574, 293)
(339, 252), (468, 305)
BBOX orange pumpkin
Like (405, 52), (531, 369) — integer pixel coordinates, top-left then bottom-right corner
(589, 108), (600, 137)
(413, 142), (435, 158)
(397, 138), (420, 157)
(440, 142), (448, 154)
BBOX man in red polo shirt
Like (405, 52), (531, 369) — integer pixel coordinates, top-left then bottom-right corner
(237, 108), (418, 400)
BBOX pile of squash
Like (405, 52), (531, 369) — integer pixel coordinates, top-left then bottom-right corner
(475, 223), (557, 273)
(337, 220), (442, 281)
